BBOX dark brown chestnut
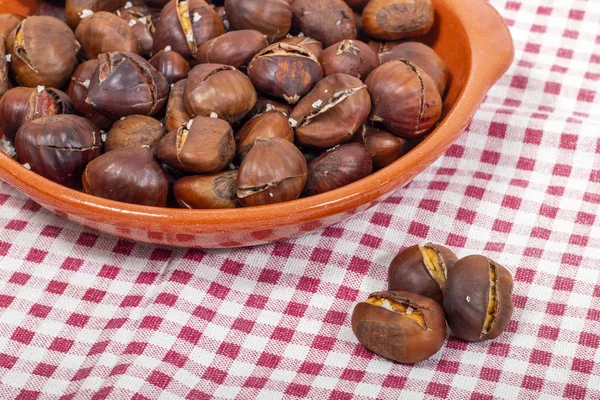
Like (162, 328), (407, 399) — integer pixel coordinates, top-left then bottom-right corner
(15, 115), (102, 189)
(86, 52), (169, 119)
(224, 0), (292, 43)
(165, 79), (191, 132)
(66, 0), (128, 29)
(247, 42), (323, 104)
(157, 116), (235, 174)
(235, 110), (294, 161)
(356, 125), (411, 169)
(352, 291), (446, 364)
(366, 60), (442, 138)
(215, 6), (229, 31)
(153, 0), (225, 60)
(183, 64), (256, 123)
(246, 94), (292, 121)
(0, 86), (74, 143)
(0, 38), (9, 100)
(290, 74), (371, 149)
(196, 30), (268, 69)
(237, 137), (307, 207)
(388, 243), (458, 304)
(174, 171), (239, 209)
(291, 0), (356, 48)
(114, 7), (156, 57)
(443, 255), (514, 342)
(343, 0), (370, 12)
(34, 0), (68, 21)
(8, 16), (80, 88)
(143, 0), (170, 8)
(75, 12), (141, 60)
(149, 48), (190, 85)
(362, 0), (434, 40)
(304, 142), (372, 195)
(0, 14), (24, 41)
(82, 147), (169, 207)
(280, 35), (323, 58)
(105, 115), (165, 152)
(319, 40), (379, 80)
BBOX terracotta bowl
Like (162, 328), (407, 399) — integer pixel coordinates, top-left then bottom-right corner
(0, 0), (514, 248)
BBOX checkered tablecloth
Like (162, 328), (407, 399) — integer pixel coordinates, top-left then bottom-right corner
(0, 0), (599, 398)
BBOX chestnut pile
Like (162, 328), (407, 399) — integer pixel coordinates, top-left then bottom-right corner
(352, 244), (515, 363)
(0, 0), (447, 209)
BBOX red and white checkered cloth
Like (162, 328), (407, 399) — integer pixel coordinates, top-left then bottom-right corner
(0, 0), (599, 398)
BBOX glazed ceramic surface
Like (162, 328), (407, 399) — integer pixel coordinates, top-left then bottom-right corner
(0, 0), (514, 248)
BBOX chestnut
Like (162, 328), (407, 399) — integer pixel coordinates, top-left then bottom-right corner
(235, 110), (294, 161)
(75, 12), (141, 60)
(34, 0), (68, 21)
(224, 0), (292, 43)
(174, 171), (239, 209)
(15, 115), (102, 189)
(149, 48), (190, 85)
(368, 39), (402, 56)
(0, 38), (8, 100)
(86, 52), (169, 119)
(105, 115), (165, 152)
(304, 142), (372, 195)
(290, 74), (371, 148)
(247, 42), (323, 104)
(246, 94), (292, 121)
(352, 291), (446, 364)
(214, 6), (229, 31)
(356, 125), (410, 170)
(291, 0), (356, 48)
(280, 36), (323, 58)
(115, 7), (156, 57)
(343, 0), (370, 12)
(0, 86), (74, 143)
(183, 64), (256, 123)
(319, 40), (380, 80)
(388, 243), (458, 304)
(83, 147), (169, 207)
(237, 137), (307, 207)
(157, 116), (235, 174)
(165, 79), (191, 132)
(65, 0), (128, 29)
(362, 0), (434, 41)
(443, 255), (514, 342)
(8, 16), (80, 88)
(0, 14), (24, 41)
(366, 60), (442, 138)
(196, 30), (268, 70)
(153, 0), (225, 60)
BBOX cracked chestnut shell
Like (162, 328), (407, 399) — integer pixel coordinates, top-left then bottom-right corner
(165, 79), (191, 132)
(248, 42), (323, 105)
(224, 0), (292, 43)
(115, 7), (156, 57)
(157, 116), (235, 174)
(8, 16), (80, 88)
(105, 115), (165, 152)
(379, 41), (448, 95)
(362, 0), (434, 40)
(66, 0), (128, 29)
(86, 52), (169, 119)
(366, 60), (442, 138)
(280, 36), (323, 58)
(291, 0), (356, 48)
(355, 125), (410, 170)
(388, 243), (458, 304)
(0, 14), (24, 41)
(237, 137), (307, 207)
(15, 115), (102, 189)
(0, 86), (74, 143)
(75, 12), (141, 60)
(174, 171), (239, 209)
(153, 0), (225, 60)
(149, 49), (190, 85)
(319, 40), (379, 80)
(0, 38), (9, 100)
(245, 94), (292, 121)
(352, 291), (446, 364)
(83, 147), (169, 207)
(304, 142), (372, 196)
(443, 255), (514, 342)
(235, 110), (294, 161)
(196, 30), (268, 70)
(291, 74), (371, 148)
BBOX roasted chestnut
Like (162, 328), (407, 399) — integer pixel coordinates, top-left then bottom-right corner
(149, 48), (190, 85)
(443, 255), (514, 342)
(368, 39), (402, 56)
(291, 0), (356, 48)
(0, 38), (9, 100)
(174, 171), (239, 209)
(343, 0), (370, 12)
(247, 42), (323, 104)
(362, 0), (434, 40)
(105, 115), (165, 152)
(237, 137), (307, 207)
(356, 125), (410, 169)
(114, 7), (156, 57)
(153, 0), (225, 60)
(196, 30), (268, 69)
(8, 16), (80, 88)
(366, 60), (441, 138)
(183, 64), (256, 123)
(65, 0), (128, 29)
(215, 6), (229, 31)
(290, 74), (371, 148)
(246, 94), (292, 121)
(15, 115), (102, 189)
(235, 110), (294, 160)
(319, 40), (379, 80)
(352, 291), (446, 364)
(165, 79), (190, 132)
(75, 12), (141, 59)
(157, 116), (235, 173)
(388, 243), (458, 304)
(224, 0), (292, 43)
(83, 147), (169, 207)
(280, 35), (323, 58)
(86, 52), (169, 119)
(34, 0), (68, 21)
(0, 86), (74, 143)
(0, 14), (24, 41)
(304, 142), (372, 195)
